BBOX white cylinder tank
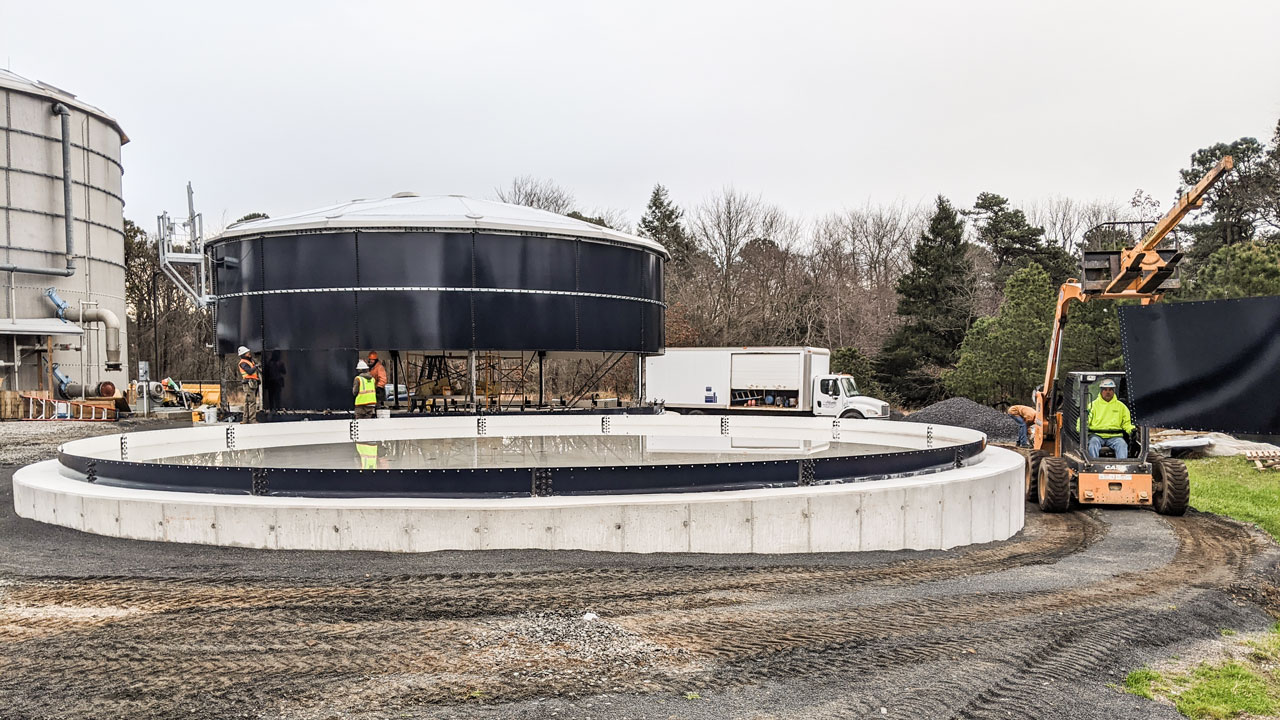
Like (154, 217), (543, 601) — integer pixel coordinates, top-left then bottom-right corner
(0, 70), (128, 397)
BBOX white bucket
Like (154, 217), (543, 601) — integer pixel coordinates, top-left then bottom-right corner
(376, 409), (391, 420)
(202, 407), (218, 424)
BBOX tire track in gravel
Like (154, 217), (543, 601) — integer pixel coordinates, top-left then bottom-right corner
(0, 510), (1269, 720)
(1, 512), (1100, 619)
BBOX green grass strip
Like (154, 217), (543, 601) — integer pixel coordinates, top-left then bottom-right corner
(1186, 457), (1280, 540)
(1173, 662), (1274, 719)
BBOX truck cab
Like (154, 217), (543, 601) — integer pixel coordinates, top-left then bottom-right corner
(813, 374), (890, 419)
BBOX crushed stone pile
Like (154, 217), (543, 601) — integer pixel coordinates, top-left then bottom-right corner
(904, 397), (1021, 443)
(475, 610), (685, 664)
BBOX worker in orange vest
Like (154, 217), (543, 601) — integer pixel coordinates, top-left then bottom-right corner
(367, 351), (389, 406)
(353, 360), (377, 419)
(237, 346), (261, 424)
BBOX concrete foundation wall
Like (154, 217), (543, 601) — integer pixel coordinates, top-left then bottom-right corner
(14, 444), (1025, 554)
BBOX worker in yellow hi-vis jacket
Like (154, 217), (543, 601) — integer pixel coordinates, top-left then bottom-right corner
(353, 360), (377, 420)
(1087, 378), (1136, 459)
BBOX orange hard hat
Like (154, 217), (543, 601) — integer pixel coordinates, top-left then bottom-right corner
(367, 351), (378, 360)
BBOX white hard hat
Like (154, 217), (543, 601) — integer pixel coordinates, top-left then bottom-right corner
(237, 346), (251, 356)
(356, 360), (369, 370)
(1099, 379), (1117, 389)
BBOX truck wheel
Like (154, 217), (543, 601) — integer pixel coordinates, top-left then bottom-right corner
(840, 410), (865, 419)
(1025, 450), (1046, 501)
(1037, 457), (1072, 513)
(687, 409), (705, 416)
(1152, 457), (1190, 516)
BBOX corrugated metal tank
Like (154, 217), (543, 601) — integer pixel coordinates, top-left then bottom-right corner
(1, 70), (128, 395)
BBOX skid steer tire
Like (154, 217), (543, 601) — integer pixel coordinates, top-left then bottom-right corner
(1152, 457), (1190, 516)
(1037, 457), (1072, 513)
(1025, 450), (1046, 501)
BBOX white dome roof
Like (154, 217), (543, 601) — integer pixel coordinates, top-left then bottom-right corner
(0, 69), (127, 143)
(213, 194), (668, 258)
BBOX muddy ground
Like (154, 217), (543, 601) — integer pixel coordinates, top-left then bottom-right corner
(1, 431), (1278, 719)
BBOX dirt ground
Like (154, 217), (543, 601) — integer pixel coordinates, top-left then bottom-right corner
(1, 425), (1278, 719)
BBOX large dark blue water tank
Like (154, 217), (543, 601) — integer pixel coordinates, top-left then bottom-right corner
(207, 195), (667, 410)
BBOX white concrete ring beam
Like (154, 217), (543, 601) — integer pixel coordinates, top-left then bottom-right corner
(15, 416), (1026, 553)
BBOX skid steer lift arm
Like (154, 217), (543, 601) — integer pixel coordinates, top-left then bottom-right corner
(1032, 156), (1234, 453)
(1105, 156), (1235, 296)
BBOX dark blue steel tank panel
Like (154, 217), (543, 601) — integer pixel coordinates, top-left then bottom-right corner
(262, 292), (358, 350)
(357, 290), (474, 349)
(1120, 296), (1280, 434)
(474, 234), (578, 291)
(473, 294), (577, 350)
(578, 241), (646, 297)
(269, 349), (363, 411)
(263, 233), (357, 290)
(577, 297), (644, 351)
(356, 232), (474, 287)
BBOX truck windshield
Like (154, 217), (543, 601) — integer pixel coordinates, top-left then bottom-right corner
(840, 378), (859, 396)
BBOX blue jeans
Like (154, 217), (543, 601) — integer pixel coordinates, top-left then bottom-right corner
(1088, 434), (1128, 459)
(1014, 417), (1029, 446)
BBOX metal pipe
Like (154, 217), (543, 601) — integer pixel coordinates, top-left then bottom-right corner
(469, 350), (477, 412)
(151, 271), (160, 371)
(0, 104), (77, 277)
(44, 289), (120, 371)
(80, 308), (121, 370)
(635, 353), (643, 407)
(538, 351), (545, 407)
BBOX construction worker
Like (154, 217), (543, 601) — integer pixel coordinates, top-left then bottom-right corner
(353, 360), (377, 419)
(237, 346), (261, 424)
(367, 351), (388, 406)
(1087, 378), (1136, 459)
(1007, 404), (1036, 448)
(355, 441), (379, 470)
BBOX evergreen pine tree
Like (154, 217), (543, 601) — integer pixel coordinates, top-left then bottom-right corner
(1177, 135), (1276, 265)
(945, 263), (1055, 405)
(969, 192), (1073, 286)
(876, 196), (974, 406)
(637, 184), (698, 269)
(1192, 241), (1280, 299)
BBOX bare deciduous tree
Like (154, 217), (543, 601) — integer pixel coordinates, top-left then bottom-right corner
(690, 188), (764, 344)
(495, 176), (576, 214)
(810, 203), (920, 351)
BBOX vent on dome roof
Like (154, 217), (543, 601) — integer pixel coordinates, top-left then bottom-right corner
(391, 191), (420, 198)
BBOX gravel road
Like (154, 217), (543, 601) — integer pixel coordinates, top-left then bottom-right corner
(1, 432), (1278, 719)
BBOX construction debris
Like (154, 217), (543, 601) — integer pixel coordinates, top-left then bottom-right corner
(904, 398), (1021, 444)
(1246, 450), (1280, 471)
(1150, 430), (1280, 459)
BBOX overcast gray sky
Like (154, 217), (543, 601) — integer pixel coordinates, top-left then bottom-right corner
(5, 0), (1280, 234)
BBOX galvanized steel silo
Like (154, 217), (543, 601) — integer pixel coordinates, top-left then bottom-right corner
(0, 69), (128, 398)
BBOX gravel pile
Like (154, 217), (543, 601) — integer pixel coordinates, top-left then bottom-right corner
(472, 610), (685, 666)
(904, 397), (1021, 443)
(456, 610), (699, 693)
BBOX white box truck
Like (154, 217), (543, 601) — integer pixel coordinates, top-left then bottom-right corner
(645, 347), (890, 419)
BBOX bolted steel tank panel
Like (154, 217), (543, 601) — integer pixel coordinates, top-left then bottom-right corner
(1, 70), (129, 395)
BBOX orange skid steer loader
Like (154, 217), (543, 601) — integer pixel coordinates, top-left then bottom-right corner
(1026, 156), (1234, 515)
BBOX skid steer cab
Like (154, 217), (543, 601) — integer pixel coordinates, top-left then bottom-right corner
(1027, 372), (1189, 516)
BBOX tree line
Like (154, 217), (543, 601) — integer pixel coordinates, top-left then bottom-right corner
(619, 118), (1279, 408)
(125, 120), (1280, 410)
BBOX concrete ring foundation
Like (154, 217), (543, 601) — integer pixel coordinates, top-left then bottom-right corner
(13, 415), (1025, 553)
